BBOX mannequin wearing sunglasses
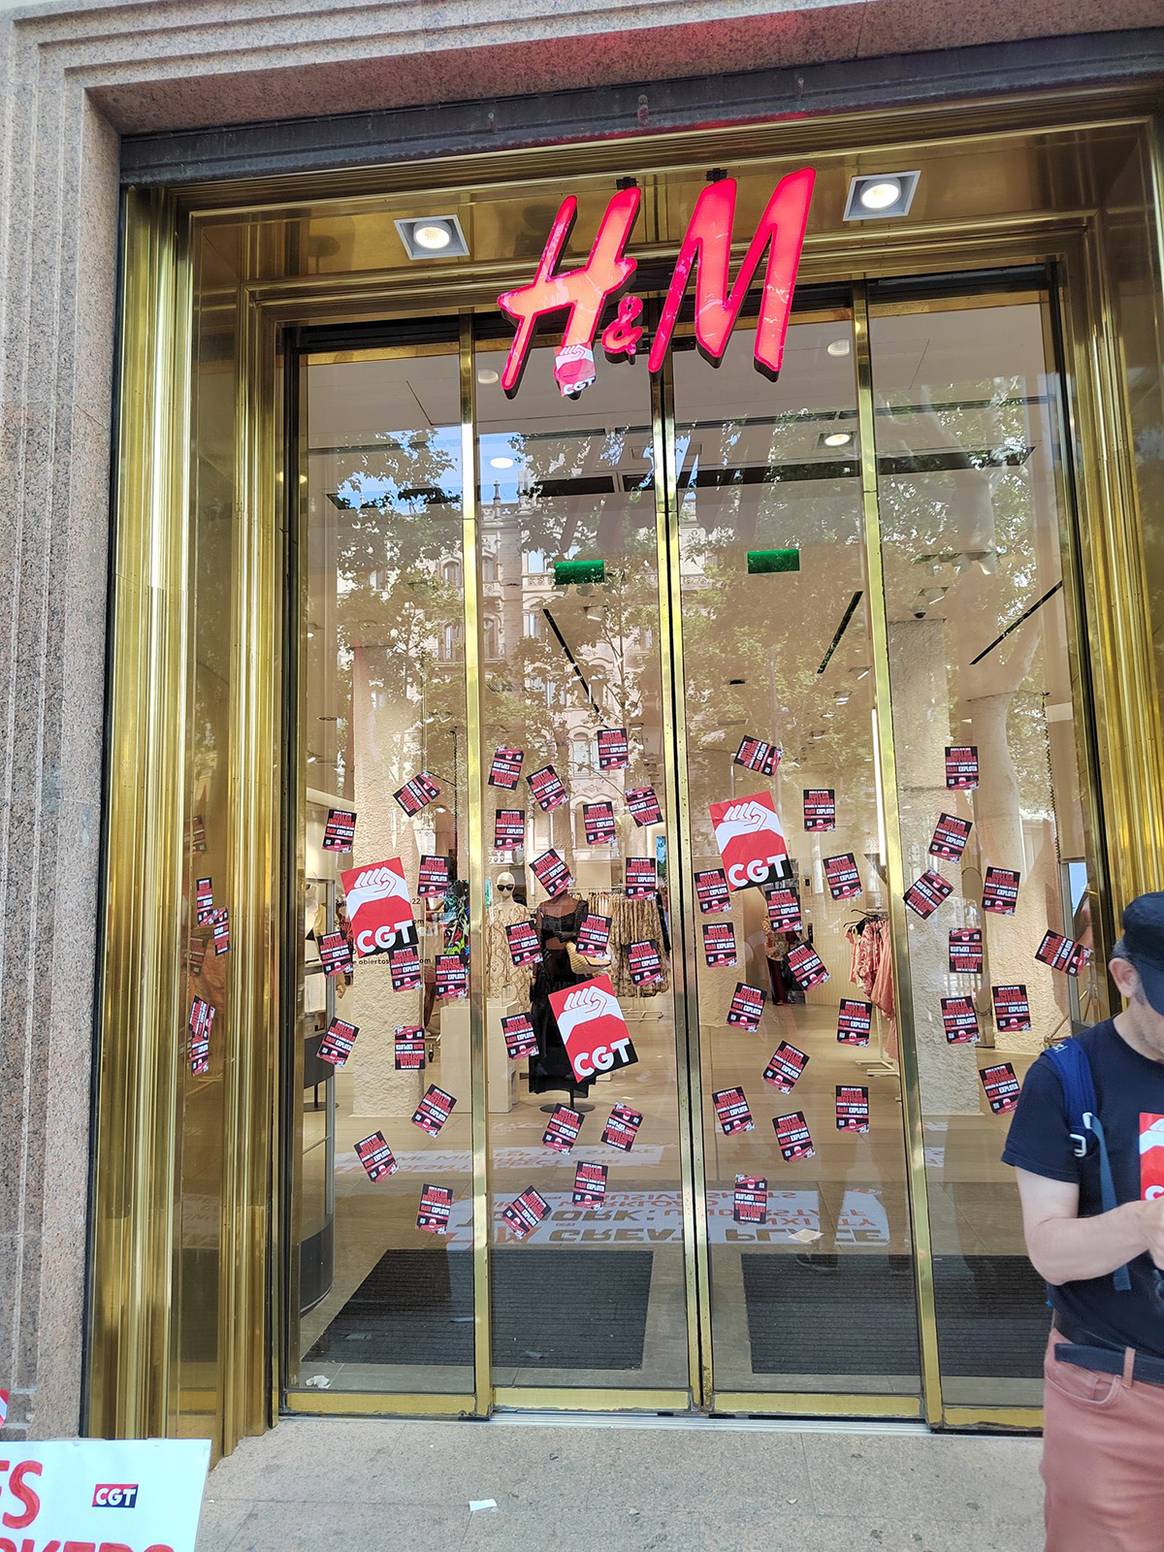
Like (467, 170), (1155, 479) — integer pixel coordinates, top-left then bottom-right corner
(486, 871), (534, 998)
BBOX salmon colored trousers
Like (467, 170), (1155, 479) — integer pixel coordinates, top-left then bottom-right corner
(1042, 1330), (1164, 1551)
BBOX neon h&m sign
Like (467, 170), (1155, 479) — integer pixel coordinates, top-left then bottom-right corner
(497, 168), (814, 398)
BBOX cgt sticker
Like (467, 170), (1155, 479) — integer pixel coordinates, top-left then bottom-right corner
(417, 1183), (453, 1233)
(713, 1086), (754, 1135)
(626, 785), (663, 827)
(393, 770), (441, 816)
(836, 1085), (870, 1133)
(550, 973), (638, 1081)
(763, 1041), (809, 1094)
(727, 981), (765, 1031)
(602, 1102), (643, 1151)
(355, 1131), (397, 1181)
(528, 763), (568, 812)
(341, 856), (417, 960)
(803, 788), (836, 831)
(323, 807), (357, 852)
(1140, 1114), (1164, 1201)
(774, 1111), (815, 1161)
(929, 812), (971, 861)
(992, 983), (1032, 1032)
(489, 746), (524, 789)
(787, 942), (829, 990)
(412, 1084), (457, 1136)
(733, 1175), (768, 1224)
(734, 735), (780, 777)
(502, 1186), (550, 1240)
(702, 920), (738, 966)
(318, 1017), (359, 1067)
(948, 928), (983, 975)
(597, 727), (630, 770)
(941, 996), (980, 1044)
(904, 868), (953, 919)
(394, 1025), (426, 1071)
(583, 801), (616, 845)
(710, 790), (792, 893)
(572, 1161), (608, 1206)
(543, 1104), (583, 1151)
(502, 1012), (538, 1060)
(824, 853), (862, 901)
(980, 1062), (1021, 1114)
(983, 866), (1021, 915)
(836, 999), (872, 1045)
(945, 745), (979, 790)
(1035, 930), (1092, 977)
(627, 939), (664, 986)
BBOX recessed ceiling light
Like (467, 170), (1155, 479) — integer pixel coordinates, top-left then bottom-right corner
(826, 339), (851, 358)
(477, 367), (499, 386)
(843, 172), (920, 222)
(394, 214), (470, 260)
(822, 431), (853, 448)
(490, 455), (515, 470)
(861, 179), (901, 211)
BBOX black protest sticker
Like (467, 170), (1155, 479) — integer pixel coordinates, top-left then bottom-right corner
(319, 1017), (359, 1068)
(941, 996), (981, 1044)
(727, 981), (765, 1031)
(734, 735), (780, 777)
(929, 812), (971, 861)
(542, 1104), (583, 1152)
(824, 853), (862, 901)
(1036, 930), (1091, 977)
(945, 745), (979, 790)
(195, 876), (215, 924)
(494, 808), (525, 850)
(417, 854), (452, 897)
(597, 728), (630, 770)
(628, 939), (664, 986)
(980, 1061), (1022, 1114)
(390, 944), (422, 990)
(904, 868), (953, 919)
(602, 1102), (643, 1152)
(572, 1161), (608, 1206)
(506, 918), (543, 968)
(393, 770), (441, 816)
(319, 931), (353, 975)
(713, 1086), (755, 1135)
(435, 953), (468, 1000)
(323, 808), (357, 852)
(416, 1183), (453, 1234)
(835, 1085), (870, 1133)
(626, 785), (663, 827)
(836, 998), (872, 1046)
(411, 1084), (457, 1136)
(803, 789), (836, 831)
(355, 1132), (398, 1181)
(502, 1187), (550, 1240)
(765, 888), (802, 933)
(702, 920), (738, 967)
(577, 912), (612, 955)
(394, 1025), (426, 1071)
(774, 1111), (815, 1161)
(763, 1041), (809, 1094)
(211, 908), (231, 956)
(696, 868), (731, 915)
(983, 866), (1021, 915)
(528, 763), (568, 812)
(948, 928), (983, 975)
(733, 1174), (768, 1224)
(489, 746), (524, 790)
(625, 857), (657, 899)
(787, 942), (829, 990)
(532, 848), (573, 899)
(583, 801), (616, 845)
(992, 984), (1032, 1032)
(502, 1012), (538, 1060)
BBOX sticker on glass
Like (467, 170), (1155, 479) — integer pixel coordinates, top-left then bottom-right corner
(836, 998), (872, 1045)
(577, 912), (612, 956)
(189, 995), (216, 1043)
(583, 801), (616, 845)
(506, 919), (543, 968)
(824, 852), (862, 901)
(695, 868), (731, 914)
(550, 973), (637, 1081)
(602, 1102), (643, 1152)
(319, 1017), (359, 1068)
(787, 942), (829, 990)
(572, 1161), (608, 1206)
(980, 1061), (1021, 1114)
(774, 1110), (815, 1161)
(489, 746), (524, 790)
(532, 847), (573, 899)
(727, 981), (765, 1031)
(390, 943), (422, 990)
(626, 785), (663, 827)
(393, 770), (441, 816)
(416, 1183), (453, 1234)
(710, 790), (792, 892)
(1035, 929), (1092, 977)
(195, 875), (215, 924)
(412, 1084), (457, 1135)
(187, 814), (207, 853)
(983, 866), (1021, 915)
(527, 763), (568, 812)
(702, 921), (738, 967)
(904, 868), (953, 919)
(323, 808), (357, 852)
(417, 854), (452, 897)
(502, 1186), (550, 1240)
(763, 1041), (809, 1094)
(992, 983), (1032, 1032)
(945, 745), (980, 790)
(394, 1025), (426, 1071)
(733, 735), (781, 777)
(941, 995), (980, 1044)
(765, 888), (802, 933)
(543, 1103), (583, 1152)
(494, 808), (525, 850)
(628, 939), (664, 986)
(597, 727), (630, 770)
(929, 812), (971, 861)
(836, 1085), (870, 1133)
(713, 1086), (755, 1135)
(948, 928), (983, 975)
(319, 930), (353, 975)
(185, 934), (207, 976)
(502, 1012), (538, 1061)
(435, 953), (468, 1000)
(341, 856), (417, 959)
(803, 789), (836, 831)
(733, 1175), (768, 1224)
(355, 1131), (397, 1181)
(209, 907), (231, 956)
(624, 856), (657, 898)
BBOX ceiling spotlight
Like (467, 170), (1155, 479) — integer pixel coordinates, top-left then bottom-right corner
(394, 214), (470, 260)
(477, 367), (500, 386)
(921, 586), (948, 605)
(843, 172), (921, 222)
(852, 666), (870, 680)
(826, 339), (851, 358)
(821, 431), (853, 449)
(834, 691), (850, 705)
(489, 455), (515, 470)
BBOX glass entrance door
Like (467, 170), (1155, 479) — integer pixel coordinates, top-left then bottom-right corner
(285, 273), (1106, 1424)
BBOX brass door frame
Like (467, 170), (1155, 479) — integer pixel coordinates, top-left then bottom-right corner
(91, 103), (1164, 1454)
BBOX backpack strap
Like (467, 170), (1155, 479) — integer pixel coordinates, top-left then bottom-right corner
(1044, 1040), (1132, 1293)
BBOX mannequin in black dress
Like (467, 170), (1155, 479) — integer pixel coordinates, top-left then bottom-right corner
(528, 890), (596, 1109)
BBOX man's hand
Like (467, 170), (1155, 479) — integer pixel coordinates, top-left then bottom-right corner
(1134, 1196), (1164, 1269)
(1016, 1168), (1155, 1285)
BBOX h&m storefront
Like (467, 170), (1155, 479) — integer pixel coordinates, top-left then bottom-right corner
(87, 78), (1164, 1457)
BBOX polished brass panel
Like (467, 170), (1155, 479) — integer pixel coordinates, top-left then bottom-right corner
(492, 1388), (691, 1412)
(713, 1392), (923, 1420)
(941, 1406), (1042, 1431)
(284, 1391), (476, 1416)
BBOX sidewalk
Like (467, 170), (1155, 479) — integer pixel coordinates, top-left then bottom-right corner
(195, 1415), (1044, 1551)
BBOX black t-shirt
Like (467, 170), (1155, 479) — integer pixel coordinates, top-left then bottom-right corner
(1002, 1018), (1164, 1356)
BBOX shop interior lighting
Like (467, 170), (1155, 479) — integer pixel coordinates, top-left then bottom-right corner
(843, 171), (920, 221)
(394, 214), (470, 259)
(477, 367), (500, 386)
(826, 338), (851, 358)
(819, 430), (853, 448)
(489, 455), (515, 469)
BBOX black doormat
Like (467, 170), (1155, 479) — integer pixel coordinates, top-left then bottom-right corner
(304, 1248), (654, 1371)
(932, 1253), (1049, 1378)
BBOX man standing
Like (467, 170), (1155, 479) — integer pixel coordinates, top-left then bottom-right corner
(1003, 892), (1164, 1551)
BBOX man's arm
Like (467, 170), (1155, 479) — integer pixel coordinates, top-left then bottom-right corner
(1015, 1168), (1164, 1284)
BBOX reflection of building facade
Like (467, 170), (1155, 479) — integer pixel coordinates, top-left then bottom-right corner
(3, 0), (1164, 1468)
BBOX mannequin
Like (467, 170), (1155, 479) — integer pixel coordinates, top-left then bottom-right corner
(486, 870), (534, 998)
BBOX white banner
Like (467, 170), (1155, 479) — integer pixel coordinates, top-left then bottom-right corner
(0, 1438), (210, 1552)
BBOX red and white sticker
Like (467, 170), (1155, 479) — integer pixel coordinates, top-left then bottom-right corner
(837, 998), (872, 1046)
(412, 1084), (457, 1135)
(766, 888), (802, 933)
(695, 868), (731, 914)
(506, 919), (543, 967)
(195, 876), (215, 924)
(211, 908), (231, 956)
(319, 930), (353, 975)
(583, 801), (616, 845)
(836, 1085), (870, 1133)
(577, 912), (612, 956)
(709, 789), (792, 893)
(319, 1017), (360, 1067)
(624, 856), (657, 899)
(602, 1102), (643, 1151)
(417, 854), (452, 897)
(543, 1104), (583, 1151)
(929, 812), (972, 861)
(904, 868), (953, 919)
(727, 981), (765, 1031)
(980, 1062), (1021, 1114)
(713, 1086), (755, 1135)
(948, 928), (983, 975)
(787, 942), (829, 990)
(393, 770), (441, 816)
(945, 745), (980, 790)
(1140, 1114), (1164, 1201)
(550, 973), (637, 1081)
(628, 939), (664, 986)
(532, 848), (572, 899)
(941, 995), (980, 1044)
(1035, 930), (1092, 977)
(572, 1161), (608, 1206)
(502, 1012), (538, 1060)
(435, 953), (468, 1000)
(992, 983), (1032, 1032)
(189, 1040), (210, 1077)
(502, 1186), (550, 1240)
(626, 785), (663, 827)
(824, 852), (862, 901)
(190, 996), (216, 1043)
(733, 1175), (768, 1224)
(597, 727), (630, 770)
(394, 1025), (426, 1071)
(355, 1131), (398, 1181)
(417, 1183), (453, 1234)
(323, 808), (357, 852)
(494, 809), (525, 851)
(341, 856), (417, 960)
(528, 763), (568, 812)
(702, 921), (738, 966)
(774, 1111), (815, 1161)
(763, 1041), (809, 1093)
(489, 746), (524, 789)
(983, 866), (1021, 915)
(390, 944), (422, 990)
(734, 735), (781, 777)
(803, 789), (836, 831)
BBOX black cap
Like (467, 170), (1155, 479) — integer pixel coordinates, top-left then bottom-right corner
(1119, 892), (1164, 1017)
